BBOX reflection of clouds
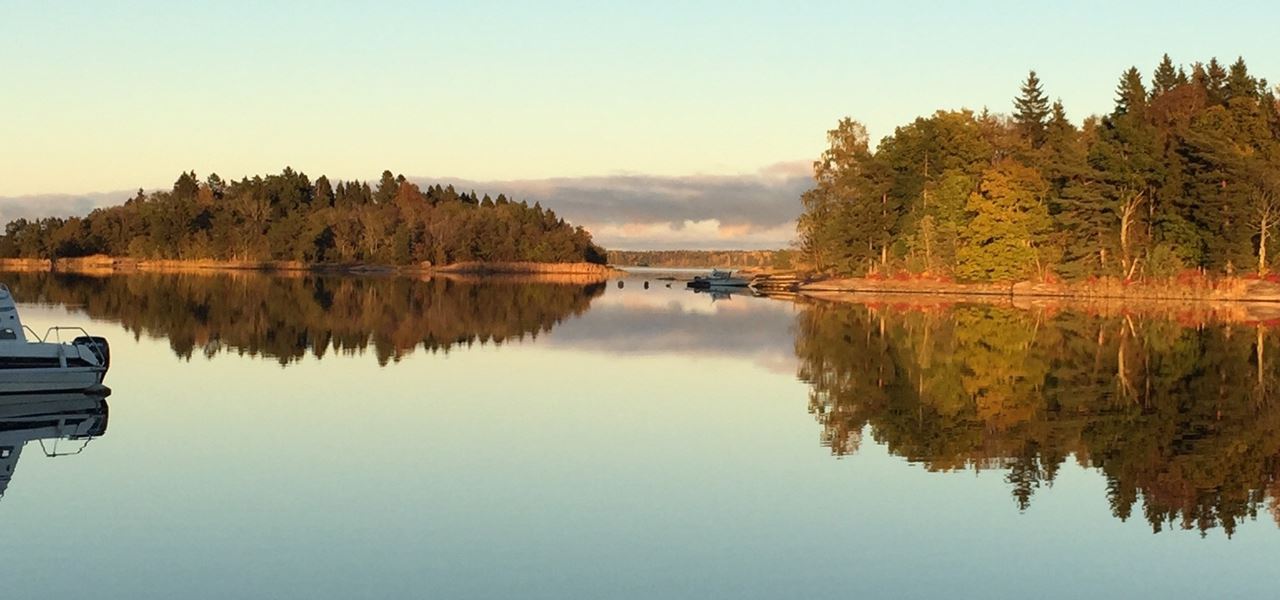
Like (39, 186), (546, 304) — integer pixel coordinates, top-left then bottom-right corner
(546, 285), (799, 372)
(595, 284), (762, 316)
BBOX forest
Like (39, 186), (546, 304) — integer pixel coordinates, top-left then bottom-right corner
(798, 55), (1280, 282)
(0, 169), (607, 266)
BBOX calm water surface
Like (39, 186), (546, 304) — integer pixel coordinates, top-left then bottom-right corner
(1, 271), (1278, 599)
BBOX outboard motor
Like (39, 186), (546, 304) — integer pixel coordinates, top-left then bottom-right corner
(73, 336), (110, 375)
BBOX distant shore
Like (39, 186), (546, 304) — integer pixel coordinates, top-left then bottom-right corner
(0, 256), (616, 279)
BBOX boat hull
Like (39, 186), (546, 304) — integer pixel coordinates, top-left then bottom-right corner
(0, 368), (105, 394)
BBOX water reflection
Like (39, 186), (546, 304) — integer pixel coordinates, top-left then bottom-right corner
(0, 392), (109, 501)
(795, 300), (1280, 536)
(5, 271), (605, 365)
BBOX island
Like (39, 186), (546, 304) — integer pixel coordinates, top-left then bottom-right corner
(0, 169), (609, 276)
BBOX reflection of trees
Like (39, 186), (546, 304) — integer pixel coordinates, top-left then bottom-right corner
(796, 302), (1280, 535)
(8, 272), (603, 365)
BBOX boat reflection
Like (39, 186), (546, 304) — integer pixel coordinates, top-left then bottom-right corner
(0, 391), (110, 501)
(688, 286), (757, 301)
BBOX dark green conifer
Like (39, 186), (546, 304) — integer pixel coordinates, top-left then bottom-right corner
(1225, 57), (1257, 101)
(1014, 70), (1051, 147)
(374, 170), (399, 204)
(1114, 67), (1148, 115)
(1206, 58), (1228, 103)
(1152, 54), (1179, 97)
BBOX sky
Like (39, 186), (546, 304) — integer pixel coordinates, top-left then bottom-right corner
(2, 1), (1279, 248)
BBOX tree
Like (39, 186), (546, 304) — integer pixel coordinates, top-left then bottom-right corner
(956, 158), (1053, 281)
(374, 170), (399, 204)
(1152, 54), (1180, 97)
(1091, 111), (1163, 278)
(1206, 57), (1228, 103)
(1014, 70), (1051, 147)
(315, 175), (335, 207)
(1115, 67), (1148, 116)
(1226, 57), (1256, 102)
(173, 171), (200, 201)
(798, 118), (896, 273)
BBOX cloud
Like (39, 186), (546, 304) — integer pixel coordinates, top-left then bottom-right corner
(422, 161), (812, 250)
(0, 191), (134, 224)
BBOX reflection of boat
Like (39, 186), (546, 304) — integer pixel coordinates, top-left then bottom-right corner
(0, 391), (110, 500)
(686, 269), (749, 289)
(690, 286), (758, 301)
(0, 284), (110, 393)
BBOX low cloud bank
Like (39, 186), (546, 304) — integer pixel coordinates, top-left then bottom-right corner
(0, 191), (133, 225)
(427, 161), (811, 250)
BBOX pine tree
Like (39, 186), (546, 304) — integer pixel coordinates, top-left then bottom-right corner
(1014, 70), (1051, 147)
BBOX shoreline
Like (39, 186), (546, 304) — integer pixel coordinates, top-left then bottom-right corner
(0, 256), (616, 279)
(791, 276), (1280, 304)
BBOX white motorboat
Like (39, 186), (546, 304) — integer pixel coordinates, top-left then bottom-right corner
(0, 284), (110, 394)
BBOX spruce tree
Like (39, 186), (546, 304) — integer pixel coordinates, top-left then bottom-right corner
(1014, 70), (1051, 147)
(1225, 57), (1256, 101)
(315, 175), (335, 207)
(1152, 54), (1179, 97)
(1206, 58), (1228, 103)
(1115, 67), (1148, 116)
(374, 170), (399, 204)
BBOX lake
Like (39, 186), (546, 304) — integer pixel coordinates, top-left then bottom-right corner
(2, 270), (1278, 599)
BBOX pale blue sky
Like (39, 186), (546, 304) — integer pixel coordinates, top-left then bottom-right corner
(2, 1), (1278, 198)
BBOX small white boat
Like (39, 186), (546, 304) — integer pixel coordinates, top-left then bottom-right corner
(0, 284), (110, 394)
(686, 269), (750, 289)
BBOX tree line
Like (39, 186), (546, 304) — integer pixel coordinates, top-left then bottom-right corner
(799, 55), (1280, 282)
(0, 169), (607, 266)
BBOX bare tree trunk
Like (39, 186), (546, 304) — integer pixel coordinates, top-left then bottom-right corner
(1119, 191), (1145, 279)
(1257, 191), (1276, 276)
